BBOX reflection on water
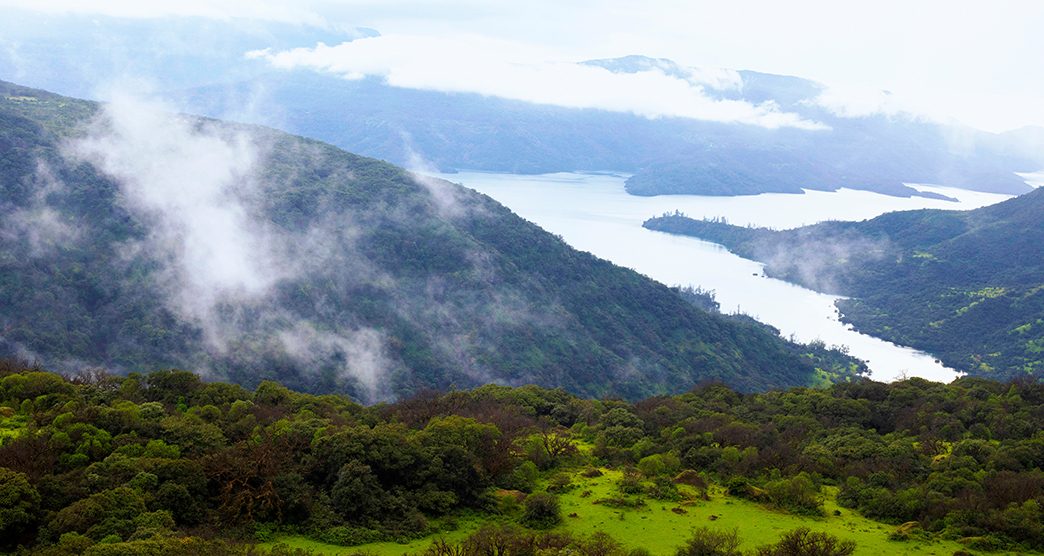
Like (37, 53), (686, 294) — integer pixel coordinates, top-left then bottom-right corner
(436, 170), (1012, 383)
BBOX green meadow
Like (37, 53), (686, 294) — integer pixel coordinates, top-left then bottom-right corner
(265, 468), (985, 556)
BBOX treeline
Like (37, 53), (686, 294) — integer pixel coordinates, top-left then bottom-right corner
(0, 359), (1041, 554)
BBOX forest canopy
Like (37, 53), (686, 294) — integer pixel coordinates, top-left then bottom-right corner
(0, 359), (1040, 554)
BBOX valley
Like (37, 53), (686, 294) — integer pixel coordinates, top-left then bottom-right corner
(1, 5), (1043, 555)
(437, 171), (1010, 382)
(644, 190), (1044, 380)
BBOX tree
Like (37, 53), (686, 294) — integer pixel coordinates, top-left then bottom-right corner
(538, 420), (577, 467)
(330, 461), (386, 522)
(0, 468), (40, 549)
(45, 487), (147, 541)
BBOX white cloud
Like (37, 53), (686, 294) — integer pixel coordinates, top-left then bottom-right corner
(277, 322), (390, 399)
(809, 85), (917, 120)
(248, 34), (827, 130)
(1019, 171), (1044, 188)
(67, 91), (282, 345)
(63, 88), (396, 399)
(5, 0), (1044, 132)
(0, 161), (79, 256)
(688, 66), (744, 91)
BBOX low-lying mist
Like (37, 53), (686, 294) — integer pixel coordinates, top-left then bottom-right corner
(62, 92), (399, 400)
(6, 87), (577, 402)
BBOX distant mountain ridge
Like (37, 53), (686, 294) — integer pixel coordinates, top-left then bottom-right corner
(643, 189), (1044, 380)
(181, 56), (1038, 199)
(0, 80), (861, 401)
(1, 13), (1038, 200)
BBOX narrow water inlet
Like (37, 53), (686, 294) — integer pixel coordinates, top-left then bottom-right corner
(435, 170), (1012, 383)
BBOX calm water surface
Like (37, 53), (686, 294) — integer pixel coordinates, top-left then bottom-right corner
(435, 171), (1012, 383)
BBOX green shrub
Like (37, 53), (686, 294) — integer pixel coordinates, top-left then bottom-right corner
(546, 472), (574, 493)
(315, 525), (383, 546)
(675, 527), (742, 556)
(521, 492), (561, 529)
(754, 528), (855, 556)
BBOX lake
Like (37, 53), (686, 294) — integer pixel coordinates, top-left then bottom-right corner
(434, 171), (1012, 383)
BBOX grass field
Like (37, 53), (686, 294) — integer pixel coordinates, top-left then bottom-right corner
(264, 468), (997, 555)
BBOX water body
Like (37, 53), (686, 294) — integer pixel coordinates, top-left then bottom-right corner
(435, 171), (1012, 383)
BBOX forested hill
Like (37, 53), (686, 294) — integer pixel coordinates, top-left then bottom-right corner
(0, 80), (857, 401)
(643, 190), (1044, 380)
(0, 362), (1041, 554)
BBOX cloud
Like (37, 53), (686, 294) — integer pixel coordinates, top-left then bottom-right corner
(1, 161), (80, 256)
(688, 66), (744, 92)
(248, 34), (828, 130)
(277, 322), (390, 399)
(807, 84), (926, 121)
(756, 231), (893, 295)
(0, 37), (26, 80)
(808, 83), (1044, 134)
(583, 55), (744, 91)
(401, 138), (470, 218)
(67, 91), (282, 342)
(1019, 171), (1044, 188)
(63, 89), (396, 400)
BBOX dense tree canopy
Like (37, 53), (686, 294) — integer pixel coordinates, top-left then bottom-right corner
(0, 360), (1040, 554)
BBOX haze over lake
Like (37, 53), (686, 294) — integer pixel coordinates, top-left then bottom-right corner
(435, 171), (1012, 383)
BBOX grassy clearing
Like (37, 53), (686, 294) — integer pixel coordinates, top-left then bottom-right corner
(264, 468), (998, 555)
(551, 470), (967, 555)
(0, 413), (27, 441)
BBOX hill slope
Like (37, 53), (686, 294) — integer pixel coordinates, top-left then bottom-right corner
(643, 190), (1044, 379)
(0, 80), (856, 401)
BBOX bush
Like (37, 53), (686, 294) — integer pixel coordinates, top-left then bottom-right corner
(647, 476), (681, 501)
(638, 453), (680, 477)
(522, 492), (561, 529)
(576, 531), (624, 556)
(502, 461), (539, 492)
(460, 524), (533, 555)
(592, 496), (646, 509)
(754, 528), (855, 556)
(763, 473), (824, 516)
(618, 470), (645, 495)
(673, 469), (708, 490)
(675, 527), (742, 556)
(547, 472), (574, 493)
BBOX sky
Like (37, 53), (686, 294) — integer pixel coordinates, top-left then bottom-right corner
(3, 0), (1044, 132)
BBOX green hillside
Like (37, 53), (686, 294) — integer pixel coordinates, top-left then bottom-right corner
(643, 191), (1044, 380)
(0, 81), (858, 401)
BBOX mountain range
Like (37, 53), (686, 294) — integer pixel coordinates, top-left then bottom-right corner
(2, 14), (1041, 201)
(0, 80), (861, 401)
